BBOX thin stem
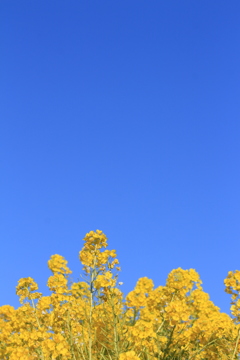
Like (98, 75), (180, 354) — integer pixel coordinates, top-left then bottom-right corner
(231, 327), (240, 360)
(88, 254), (97, 360)
(28, 290), (45, 360)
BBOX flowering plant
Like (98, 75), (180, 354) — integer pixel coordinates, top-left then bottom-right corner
(0, 230), (239, 359)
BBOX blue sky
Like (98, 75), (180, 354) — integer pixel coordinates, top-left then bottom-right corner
(0, 1), (240, 315)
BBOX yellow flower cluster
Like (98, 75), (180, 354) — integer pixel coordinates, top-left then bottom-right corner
(1, 230), (240, 359)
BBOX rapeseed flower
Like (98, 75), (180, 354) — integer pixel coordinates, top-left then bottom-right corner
(0, 230), (239, 359)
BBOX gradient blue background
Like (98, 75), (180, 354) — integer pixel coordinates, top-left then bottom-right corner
(1, 1), (240, 315)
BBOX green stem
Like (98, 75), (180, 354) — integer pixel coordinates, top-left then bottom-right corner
(232, 327), (240, 360)
(28, 290), (45, 360)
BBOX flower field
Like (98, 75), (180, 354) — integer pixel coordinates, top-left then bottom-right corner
(1, 230), (240, 360)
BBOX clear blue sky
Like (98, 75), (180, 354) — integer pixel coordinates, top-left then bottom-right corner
(1, 1), (240, 315)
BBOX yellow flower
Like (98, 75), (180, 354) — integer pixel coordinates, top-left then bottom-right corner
(16, 277), (41, 304)
(1, 230), (239, 360)
(94, 271), (116, 289)
(48, 254), (72, 275)
(119, 350), (140, 360)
